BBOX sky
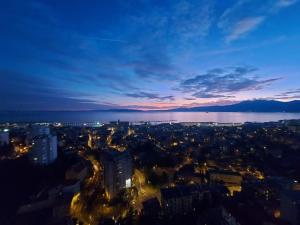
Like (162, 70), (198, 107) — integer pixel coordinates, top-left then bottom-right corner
(1, 0), (300, 111)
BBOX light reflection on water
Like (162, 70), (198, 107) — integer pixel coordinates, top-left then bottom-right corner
(1, 111), (300, 123)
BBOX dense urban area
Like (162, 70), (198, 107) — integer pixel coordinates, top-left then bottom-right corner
(0, 120), (300, 225)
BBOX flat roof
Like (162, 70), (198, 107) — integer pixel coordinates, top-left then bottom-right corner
(161, 185), (206, 200)
(209, 170), (241, 177)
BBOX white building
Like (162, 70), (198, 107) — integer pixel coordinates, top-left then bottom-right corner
(27, 126), (57, 166)
(0, 129), (9, 146)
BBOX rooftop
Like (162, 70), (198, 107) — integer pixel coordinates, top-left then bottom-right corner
(161, 184), (207, 200)
(282, 190), (300, 201)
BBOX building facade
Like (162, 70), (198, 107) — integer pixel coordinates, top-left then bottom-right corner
(209, 170), (242, 195)
(101, 149), (132, 199)
(161, 185), (210, 216)
(0, 129), (9, 146)
(27, 126), (58, 165)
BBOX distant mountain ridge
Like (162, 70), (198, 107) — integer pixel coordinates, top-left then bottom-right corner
(100, 100), (300, 112)
(6, 100), (298, 112)
(168, 100), (300, 112)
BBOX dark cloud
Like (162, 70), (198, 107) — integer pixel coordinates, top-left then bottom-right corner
(276, 88), (300, 96)
(118, 0), (215, 81)
(192, 93), (233, 98)
(275, 95), (300, 100)
(232, 66), (258, 75)
(128, 56), (177, 80)
(180, 66), (281, 99)
(0, 69), (111, 111)
(126, 92), (175, 101)
(184, 97), (197, 101)
(275, 88), (300, 100)
(1, 0), (177, 92)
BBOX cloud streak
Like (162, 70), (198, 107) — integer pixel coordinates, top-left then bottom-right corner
(275, 0), (298, 8)
(126, 92), (175, 101)
(180, 66), (281, 99)
(275, 88), (300, 100)
(218, 0), (298, 42)
(225, 17), (265, 42)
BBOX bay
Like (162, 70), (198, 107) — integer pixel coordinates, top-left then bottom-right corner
(1, 111), (300, 123)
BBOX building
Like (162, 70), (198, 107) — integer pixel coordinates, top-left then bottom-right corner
(101, 149), (132, 199)
(209, 170), (242, 195)
(17, 186), (73, 225)
(0, 129), (9, 146)
(28, 135), (57, 166)
(27, 126), (57, 166)
(110, 120), (130, 127)
(280, 190), (300, 225)
(160, 185), (210, 216)
(142, 198), (161, 217)
(26, 125), (51, 142)
(197, 207), (241, 225)
(88, 131), (101, 150)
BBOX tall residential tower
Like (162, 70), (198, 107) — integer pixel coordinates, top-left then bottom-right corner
(101, 149), (132, 199)
(27, 125), (57, 166)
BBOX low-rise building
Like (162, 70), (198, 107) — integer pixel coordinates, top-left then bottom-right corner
(160, 185), (210, 216)
(281, 190), (300, 225)
(209, 170), (242, 195)
(142, 198), (161, 217)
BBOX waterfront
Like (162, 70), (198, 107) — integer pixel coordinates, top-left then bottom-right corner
(2, 118), (300, 225)
(1, 111), (300, 123)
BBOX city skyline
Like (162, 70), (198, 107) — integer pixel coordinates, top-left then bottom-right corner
(1, 0), (300, 111)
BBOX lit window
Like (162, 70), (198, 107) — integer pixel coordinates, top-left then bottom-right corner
(125, 178), (131, 188)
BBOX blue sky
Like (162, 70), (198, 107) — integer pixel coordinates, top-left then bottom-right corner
(1, 0), (300, 110)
